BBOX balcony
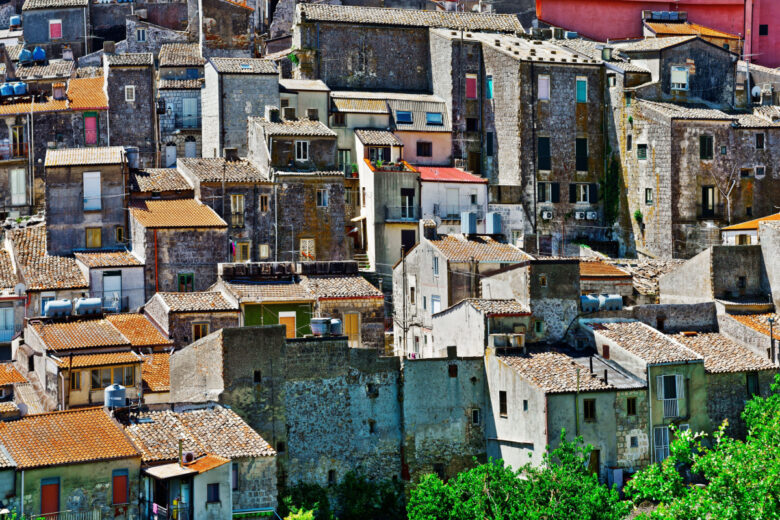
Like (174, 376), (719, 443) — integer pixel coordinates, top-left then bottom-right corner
(385, 206), (420, 221)
(433, 205), (484, 220)
(37, 510), (101, 520)
(102, 295), (129, 313)
(0, 142), (28, 161)
(178, 114), (200, 130)
(365, 158), (418, 173)
(231, 212), (244, 228)
(663, 398), (679, 418)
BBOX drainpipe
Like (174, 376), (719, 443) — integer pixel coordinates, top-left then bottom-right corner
(530, 61), (538, 253)
(647, 365), (654, 461)
(273, 180), (278, 261)
(575, 368), (580, 436)
(58, 370), (65, 410)
(20, 470), (24, 517)
(154, 229), (159, 292)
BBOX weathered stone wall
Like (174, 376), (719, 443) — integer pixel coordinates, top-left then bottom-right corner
(22, 7), (87, 57)
(142, 294), (170, 333)
(614, 389), (650, 472)
(90, 3), (132, 47)
(706, 370), (777, 439)
(270, 136), (337, 171)
(316, 296), (385, 351)
(759, 222), (780, 308)
(234, 456), (277, 510)
(169, 311), (240, 347)
(656, 40), (736, 107)
(106, 64), (157, 167)
(630, 302), (718, 333)
(658, 247), (713, 303)
(220, 73), (279, 157)
(124, 16), (190, 54)
(718, 313), (775, 361)
(200, 0), (253, 57)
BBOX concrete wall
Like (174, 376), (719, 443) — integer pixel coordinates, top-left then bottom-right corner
(22, 7), (87, 57)
(659, 247), (713, 304)
(84, 266), (145, 312)
(234, 456), (277, 511)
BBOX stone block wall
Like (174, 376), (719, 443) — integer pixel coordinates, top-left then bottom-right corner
(234, 455), (277, 510)
(220, 73), (279, 157)
(760, 222), (780, 308)
(169, 311), (240, 347)
(631, 302), (718, 333)
(200, 0), (253, 57)
(706, 370), (777, 439)
(316, 296), (385, 351)
(614, 389), (650, 472)
(718, 313), (775, 361)
(106, 64), (157, 167)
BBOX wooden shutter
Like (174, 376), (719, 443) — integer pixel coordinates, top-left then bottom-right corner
(551, 183), (560, 203)
(656, 375), (664, 400)
(84, 115), (98, 145)
(41, 480), (59, 514)
(112, 473), (128, 505)
(589, 183), (598, 203)
(465, 75), (477, 99)
(675, 374), (684, 399)
(569, 184), (577, 203)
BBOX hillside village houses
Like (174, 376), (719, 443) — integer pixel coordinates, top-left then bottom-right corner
(0, 0), (776, 517)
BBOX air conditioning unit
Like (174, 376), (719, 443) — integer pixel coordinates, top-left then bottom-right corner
(541, 210), (553, 220)
(182, 451), (196, 464)
(575, 211), (586, 220)
(488, 333), (510, 348)
(586, 211), (598, 220)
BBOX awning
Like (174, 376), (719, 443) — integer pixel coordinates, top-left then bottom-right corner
(144, 463), (196, 480)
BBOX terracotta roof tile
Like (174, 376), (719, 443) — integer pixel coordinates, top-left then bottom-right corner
(645, 21), (739, 40)
(67, 76), (108, 110)
(300, 275), (383, 299)
(55, 351), (141, 369)
(729, 313), (780, 341)
(45, 146), (124, 167)
(0, 249), (18, 290)
(16, 60), (73, 79)
(588, 321), (702, 364)
(670, 332), (776, 374)
(0, 94), (68, 116)
(223, 281), (314, 303)
(417, 166), (487, 183)
(465, 298), (530, 315)
(639, 99), (780, 128)
(185, 453), (230, 473)
(253, 118), (336, 137)
(155, 292), (238, 312)
(74, 250), (143, 268)
(178, 158), (267, 183)
(428, 234), (531, 263)
(141, 353), (170, 392)
(498, 349), (621, 393)
(331, 97), (388, 114)
(0, 363), (27, 386)
(105, 314), (173, 347)
(354, 129), (402, 146)
(22, 0), (87, 9)
(106, 53), (154, 67)
(130, 168), (192, 192)
(0, 401), (19, 415)
(158, 43), (205, 67)
(29, 319), (130, 351)
(580, 260), (631, 278)
(209, 58), (276, 74)
(158, 79), (204, 90)
(722, 212), (780, 231)
(614, 35), (698, 52)
(0, 407), (140, 469)
(130, 199), (227, 228)
(13, 383), (44, 415)
(8, 225), (88, 291)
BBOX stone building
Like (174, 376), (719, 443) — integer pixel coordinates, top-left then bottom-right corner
(279, 78), (329, 126)
(388, 96), (451, 166)
(178, 155), (275, 263)
(21, 0), (90, 58)
(198, 0), (254, 57)
(580, 259), (634, 303)
(329, 91), (392, 176)
(129, 167), (194, 200)
(74, 251), (145, 312)
(44, 146), (127, 255)
(129, 198), (228, 297)
(202, 58), (279, 158)
(143, 290), (240, 348)
(104, 53), (157, 168)
(158, 43), (206, 166)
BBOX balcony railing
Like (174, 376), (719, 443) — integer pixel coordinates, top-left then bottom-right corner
(231, 212), (244, 228)
(663, 398), (679, 418)
(0, 142), (28, 161)
(178, 115), (201, 129)
(385, 206), (420, 221)
(696, 203), (725, 220)
(37, 510), (101, 520)
(433, 205), (484, 220)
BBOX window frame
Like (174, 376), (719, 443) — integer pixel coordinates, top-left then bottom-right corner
(756, 133), (765, 150)
(85, 227), (102, 249)
(259, 194), (269, 212)
(575, 183), (590, 203)
(425, 112), (443, 126)
(136, 28), (146, 42)
(316, 188), (329, 207)
(486, 75), (493, 99)
(575, 76), (588, 103)
(234, 240), (251, 262)
(178, 273), (194, 292)
(49, 19), (63, 40)
(124, 86), (135, 103)
(431, 295), (441, 314)
(333, 112), (346, 127)
(699, 135), (714, 160)
(499, 390), (507, 417)
(416, 141), (433, 157)
(192, 322), (210, 342)
(70, 370), (80, 390)
(575, 137), (588, 172)
(583, 398), (597, 422)
(258, 244), (270, 259)
(294, 140), (309, 161)
(206, 483), (220, 504)
(637, 143), (648, 160)
(537, 136), (551, 171)
(645, 187), (654, 205)
(670, 65), (689, 91)
(538, 74), (550, 101)
(396, 111), (413, 124)
(626, 396), (637, 416)
(83, 171), (101, 211)
(432, 256), (439, 277)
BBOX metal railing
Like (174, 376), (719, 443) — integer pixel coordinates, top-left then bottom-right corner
(385, 206), (420, 221)
(178, 115), (200, 129)
(231, 212), (245, 228)
(433, 205), (484, 220)
(35, 510), (101, 520)
(102, 295), (129, 313)
(663, 398), (679, 418)
(0, 142), (28, 160)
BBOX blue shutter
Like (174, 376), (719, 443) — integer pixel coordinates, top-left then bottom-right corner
(486, 76), (493, 99)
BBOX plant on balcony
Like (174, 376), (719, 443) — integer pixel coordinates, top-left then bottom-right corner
(633, 209), (643, 224)
(351, 163), (358, 174)
(376, 159), (385, 169)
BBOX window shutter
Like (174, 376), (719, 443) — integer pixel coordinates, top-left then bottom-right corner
(551, 183), (560, 203)
(569, 184), (576, 203)
(465, 76), (477, 99)
(675, 374), (684, 399)
(11, 169), (25, 205)
(83, 172), (101, 210)
(670, 67), (688, 85)
(537, 183), (545, 202)
(486, 76), (493, 99)
(656, 375), (664, 400)
(589, 183), (598, 203)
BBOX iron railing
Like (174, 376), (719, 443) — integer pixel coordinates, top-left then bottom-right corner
(385, 206), (420, 221)
(433, 205), (484, 220)
(34, 510), (101, 520)
(663, 398), (679, 418)
(0, 142), (28, 160)
(696, 203), (725, 220)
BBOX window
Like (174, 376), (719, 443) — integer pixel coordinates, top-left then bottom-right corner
(193, 323), (209, 341)
(396, 111), (413, 124)
(627, 397), (637, 416)
(70, 371), (80, 390)
(333, 112), (346, 126)
(83, 171), (101, 210)
(630, 436), (639, 448)
(470, 192), (477, 205)
(260, 194), (269, 212)
(368, 146), (390, 162)
(499, 391), (507, 417)
(178, 273), (194, 292)
(701, 185), (715, 216)
(625, 93), (631, 106)
(91, 368), (112, 389)
(756, 133), (765, 150)
(448, 364), (458, 378)
(416, 141), (432, 157)
(206, 483), (220, 503)
(759, 24), (768, 36)
(486, 75), (493, 99)
(534, 321), (544, 335)
(254, 370), (262, 383)
(471, 408), (481, 425)
(602, 345), (610, 359)
(84, 113), (98, 145)
(465, 118), (478, 132)
(300, 238), (316, 261)
(426, 112), (443, 126)
(576, 77), (587, 103)
(115, 226), (124, 243)
(539, 275), (547, 287)
(486, 131), (494, 157)
(125, 86), (135, 102)
(258, 244), (270, 259)
(583, 398), (596, 422)
(538, 74), (550, 101)
(328, 470), (337, 486)
(570, 183), (593, 203)
(10, 168), (25, 206)
(431, 295), (441, 314)
(433, 257), (439, 276)
(277, 441), (286, 453)
(720, 145), (727, 155)
(737, 276), (746, 289)
(755, 166), (766, 179)
(368, 420), (376, 434)
(637, 143), (648, 160)
(523, 399), (528, 411)
(49, 20), (62, 39)
(645, 188), (653, 205)
(465, 74), (477, 99)
(306, 108), (319, 121)
(234, 241), (250, 262)
(280, 98), (290, 108)
(626, 134), (632, 151)
(123, 366), (135, 386)
(232, 464), (239, 491)
(295, 141), (309, 161)
(338, 149), (351, 176)
(422, 296), (426, 309)
(700, 135), (714, 160)
(409, 287), (416, 305)
(537, 136), (551, 171)
(112, 469), (129, 505)
(746, 372), (759, 397)
(656, 374), (684, 418)
(654, 426), (670, 461)
(670, 66), (689, 90)
(85, 228), (102, 248)
(741, 168), (752, 178)
(230, 194), (245, 227)
(136, 28), (146, 42)
(575, 138), (588, 171)
(316, 189), (329, 207)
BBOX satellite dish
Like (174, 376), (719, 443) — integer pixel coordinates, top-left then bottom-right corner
(751, 85), (762, 98)
(14, 283), (25, 296)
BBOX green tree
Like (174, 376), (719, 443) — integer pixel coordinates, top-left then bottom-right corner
(285, 509), (317, 520)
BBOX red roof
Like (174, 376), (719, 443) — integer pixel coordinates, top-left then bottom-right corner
(417, 166), (487, 184)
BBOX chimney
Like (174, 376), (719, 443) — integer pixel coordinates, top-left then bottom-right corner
(61, 45), (73, 61)
(421, 219), (437, 241)
(52, 82), (66, 100)
(265, 105), (281, 123)
(224, 147), (239, 162)
(0, 44), (16, 81)
(589, 356), (593, 374)
(178, 439), (183, 467)
(103, 41), (116, 55)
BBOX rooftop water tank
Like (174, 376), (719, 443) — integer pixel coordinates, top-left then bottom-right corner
(9, 15), (21, 27)
(32, 46), (45, 62)
(104, 384), (126, 408)
(12, 82), (26, 96)
(18, 48), (32, 63)
(44, 299), (72, 317)
(485, 212), (502, 235)
(329, 318), (342, 336)
(124, 146), (139, 169)
(310, 317), (330, 336)
(74, 297), (102, 316)
(599, 294), (623, 311)
(461, 211), (477, 234)
(580, 294), (600, 313)
(0, 83), (13, 96)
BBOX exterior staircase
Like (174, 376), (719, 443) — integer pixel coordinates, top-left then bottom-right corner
(354, 252), (371, 271)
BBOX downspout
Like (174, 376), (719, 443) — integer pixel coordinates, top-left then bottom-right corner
(83, 7), (88, 55)
(58, 370), (65, 410)
(274, 180), (278, 261)
(154, 229), (159, 292)
(27, 108), (32, 208)
(252, 185), (259, 261)
(530, 61), (538, 253)
(20, 470), (24, 517)
(575, 368), (580, 436)
(647, 365), (654, 462)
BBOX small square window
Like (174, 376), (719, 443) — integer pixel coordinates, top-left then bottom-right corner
(125, 86), (135, 103)
(295, 141), (309, 161)
(178, 273), (194, 292)
(465, 118), (479, 132)
(277, 441), (286, 453)
(720, 145), (727, 155)
(471, 408), (481, 425)
(316, 189), (329, 207)
(253, 370), (262, 383)
(583, 398), (596, 422)
(448, 364), (458, 378)
(759, 24), (768, 36)
(671, 66), (689, 91)
(192, 323), (209, 341)
(737, 276), (746, 289)
(539, 275), (547, 287)
(396, 111), (413, 124)
(630, 436), (639, 448)
(465, 74), (478, 99)
(637, 144), (648, 160)
(136, 28), (146, 42)
(426, 112), (443, 126)
(416, 141), (432, 157)
(328, 470), (337, 485)
(115, 226), (124, 243)
(755, 166), (766, 179)
(333, 112), (346, 126)
(534, 321), (543, 334)
(627, 397), (637, 416)
(49, 20), (62, 40)
(206, 483), (220, 503)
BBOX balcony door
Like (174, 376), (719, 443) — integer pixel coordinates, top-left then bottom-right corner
(701, 186), (715, 217)
(103, 271), (122, 311)
(182, 98), (198, 128)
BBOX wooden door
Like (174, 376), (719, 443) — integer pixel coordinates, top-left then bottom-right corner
(344, 313), (360, 348)
(279, 315), (296, 338)
(41, 479), (59, 516)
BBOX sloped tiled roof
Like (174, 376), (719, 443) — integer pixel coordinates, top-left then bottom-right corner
(0, 443), (14, 469)
(130, 168), (192, 193)
(74, 250), (143, 268)
(554, 38), (649, 73)
(279, 78), (330, 92)
(645, 21), (739, 40)
(155, 291), (238, 312)
(331, 97), (388, 114)
(464, 298), (530, 315)
(588, 321), (702, 364)
(67, 76), (109, 110)
(670, 332), (776, 374)
(142, 353), (171, 392)
(253, 118), (336, 137)
(130, 199), (227, 228)
(300, 275), (383, 299)
(29, 319), (130, 351)
(13, 383), (43, 415)
(158, 79), (203, 90)
(0, 249), (17, 290)
(9, 225), (88, 291)
(580, 260), (631, 278)
(16, 60), (73, 80)
(498, 350), (618, 394)
(417, 166), (487, 183)
(178, 157), (267, 183)
(614, 35), (698, 52)
(223, 281), (314, 303)
(0, 401), (19, 415)
(297, 4), (523, 33)
(729, 313), (780, 341)
(354, 129), (402, 146)
(0, 363), (27, 386)
(186, 453), (230, 473)
(638, 100), (780, 128)
(45, 146), (124, 167)
(158, 43), (205, 67)
(55, 351), (141, 369)
(22, 0), (87, 10)
(105, 313), (173, 347)
(722, 212), (780, 231)
(0, 408), (140, 469)
(428, 234), (531, 263)
(122, 407), (275, 463)
(75, 66), (103, 78)
(209, 57), (277, 74)
(106, 53), (154, 67)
